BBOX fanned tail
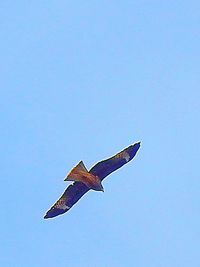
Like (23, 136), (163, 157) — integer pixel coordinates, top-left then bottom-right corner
(64, 161), (88, 182)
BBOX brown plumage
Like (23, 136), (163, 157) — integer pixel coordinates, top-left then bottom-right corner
(64, 161), (104, 191)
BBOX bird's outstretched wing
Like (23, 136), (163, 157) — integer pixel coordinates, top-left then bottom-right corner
(90, 142), (141, 180)
(44, 142), (140, 219)
(44, 182), (89, 219)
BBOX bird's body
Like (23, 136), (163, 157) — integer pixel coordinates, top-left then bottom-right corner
(65, 161), (104, 191)
(44, 142), (140, 219)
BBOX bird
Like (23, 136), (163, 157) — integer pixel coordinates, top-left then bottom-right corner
(44, 142), (140, 219)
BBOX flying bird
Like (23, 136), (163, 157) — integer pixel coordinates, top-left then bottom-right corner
(44, 142), (140, 219)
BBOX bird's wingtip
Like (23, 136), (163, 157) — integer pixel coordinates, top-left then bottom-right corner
(44, 214), (48, 219)
(132, 141), (141, 148)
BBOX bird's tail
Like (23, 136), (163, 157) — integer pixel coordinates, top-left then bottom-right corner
(64, 161), (89, 182)
(64, 161), (104, 191)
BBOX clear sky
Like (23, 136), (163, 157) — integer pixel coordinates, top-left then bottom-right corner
(1, 1), (200, 266)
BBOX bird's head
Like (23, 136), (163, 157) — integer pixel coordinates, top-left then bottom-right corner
(97, 182), (104, 192)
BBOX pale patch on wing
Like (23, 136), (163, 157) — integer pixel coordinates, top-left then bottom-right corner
(55, 199), (70, 210)
(115, 151), (130, 162)
(59, 204), (70, 210)
(123, 151), (130, 162)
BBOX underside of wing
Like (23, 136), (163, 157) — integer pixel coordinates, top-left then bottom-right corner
(89, 142), (140, 180)
(44, 182), (89, 219)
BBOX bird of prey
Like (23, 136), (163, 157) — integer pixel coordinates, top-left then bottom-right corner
(44, 142), (140, 219)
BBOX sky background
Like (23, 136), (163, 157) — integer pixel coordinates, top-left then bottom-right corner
(1, 1), (200, 266)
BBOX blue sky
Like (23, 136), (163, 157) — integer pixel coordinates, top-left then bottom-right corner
(1, 1), (200, 266)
